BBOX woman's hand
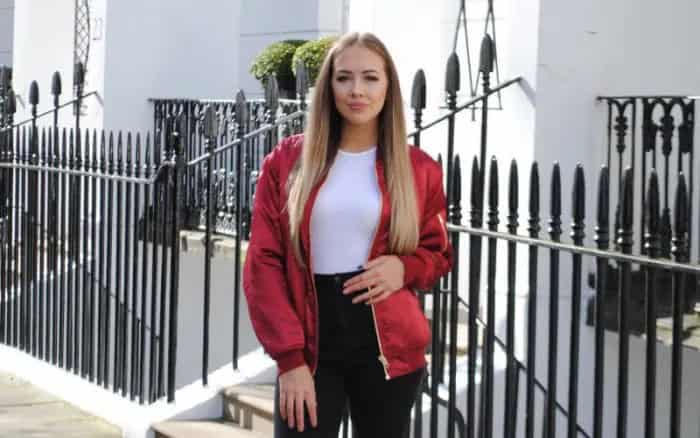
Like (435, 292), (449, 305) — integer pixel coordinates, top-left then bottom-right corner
(342, 255), (405, 305)
(278, 365), (318, 432)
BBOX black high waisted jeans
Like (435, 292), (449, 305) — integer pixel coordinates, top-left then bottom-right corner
(274, 268), (425, 438)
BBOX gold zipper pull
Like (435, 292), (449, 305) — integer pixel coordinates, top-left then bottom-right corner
(378, 355), (390, 380)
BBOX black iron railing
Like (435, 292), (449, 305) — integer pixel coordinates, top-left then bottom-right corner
(593, 95), (698, 333)
(150, 74), (307, 235)
(0, 123), (184, 404)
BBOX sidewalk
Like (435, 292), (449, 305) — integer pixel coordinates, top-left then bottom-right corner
(0, 372), (122, 438)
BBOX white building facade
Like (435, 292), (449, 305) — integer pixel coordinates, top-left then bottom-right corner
(3, 1), (700, 437)
(0, 0), (12, 66)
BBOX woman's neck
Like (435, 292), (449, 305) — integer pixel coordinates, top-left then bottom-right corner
(338, 121), (379, 153)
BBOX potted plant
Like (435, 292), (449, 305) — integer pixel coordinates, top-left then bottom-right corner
(291, 36), (338, 89)
(250, 40), (307, 99)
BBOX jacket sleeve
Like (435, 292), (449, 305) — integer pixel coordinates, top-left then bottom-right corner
(243, 143), (307, 375)
(397, 162), (454, 291)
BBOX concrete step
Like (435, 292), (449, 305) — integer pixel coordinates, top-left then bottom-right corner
(222, 384), (275, 437)
(152, 420), (266, 438)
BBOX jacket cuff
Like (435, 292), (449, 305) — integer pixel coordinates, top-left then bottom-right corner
(398, 254), (422, 289)
(275, 349), (307, 376)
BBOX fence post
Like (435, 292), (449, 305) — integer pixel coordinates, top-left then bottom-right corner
(616, 167), (634, 438)
(478, 34), (494, 218)
(74, 62), (85, 132)
(167, 112), (185, 403)
(643, 170), (660, 438)
(264, 75), (279, 156)
(525, 162), (540, 438)
(201, 105), (217, 386)
(233, 90), (247, 369)
(466, 156), (482, 438)
(593, 166), (610, 438)
(670, 173), (689, 438)
(447, 155), (462, 438)
(544, 162), (562, 438)
(411, 68), (427, 438)
(567, 165), (585, 438)
(504, 160), (519, 438)
(296, 61), (309, 133)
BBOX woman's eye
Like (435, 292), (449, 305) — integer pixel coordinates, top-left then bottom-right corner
(366, 76), (379, 81)
(336, 77), (349, 82)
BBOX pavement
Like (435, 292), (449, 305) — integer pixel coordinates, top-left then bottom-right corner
(0, 372), (122, 438)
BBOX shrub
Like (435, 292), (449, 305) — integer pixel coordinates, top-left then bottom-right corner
(292, 36), (338, 86)
(250, 40), (307, 92)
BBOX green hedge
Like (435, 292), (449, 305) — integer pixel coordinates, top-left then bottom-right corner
(250, 39), (307, 92)
(292, 36), (338, 86)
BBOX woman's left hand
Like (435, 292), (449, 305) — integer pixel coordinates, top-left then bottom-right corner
(342, 255), (405, 305)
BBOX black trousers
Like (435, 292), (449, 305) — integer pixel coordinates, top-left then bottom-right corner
(274, 269), (425, 438)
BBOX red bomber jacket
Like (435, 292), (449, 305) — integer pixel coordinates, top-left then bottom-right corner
(242, 134), (454, 380)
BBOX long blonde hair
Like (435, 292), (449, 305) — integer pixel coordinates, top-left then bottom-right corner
(286, 32), (419, 266)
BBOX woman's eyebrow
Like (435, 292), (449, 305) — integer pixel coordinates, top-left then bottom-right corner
(336, 69), (380, 74)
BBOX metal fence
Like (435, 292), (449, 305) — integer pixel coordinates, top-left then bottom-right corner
(0, 114), (185, 404)
(150, 74), (308, 235)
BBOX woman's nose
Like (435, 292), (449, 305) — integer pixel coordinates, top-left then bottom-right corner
(350, 80), (364, 97)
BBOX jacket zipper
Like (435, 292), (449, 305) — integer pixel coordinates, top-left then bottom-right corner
(369, 163), (390, 380)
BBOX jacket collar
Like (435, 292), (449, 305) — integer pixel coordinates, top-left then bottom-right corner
(300, 146), (389, 267)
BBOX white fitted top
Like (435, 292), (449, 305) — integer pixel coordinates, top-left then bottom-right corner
(310, 146), (381, 274)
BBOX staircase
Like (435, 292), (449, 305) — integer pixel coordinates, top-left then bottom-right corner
(153, 384), (275, 438)
(152, 318), (471, 438)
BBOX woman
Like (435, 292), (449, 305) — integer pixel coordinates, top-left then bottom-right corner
(243, 32), (453, 437)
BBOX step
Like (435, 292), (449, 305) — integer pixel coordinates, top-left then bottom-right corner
(152, 420), (266, 438)
(223, 384), (275, 436)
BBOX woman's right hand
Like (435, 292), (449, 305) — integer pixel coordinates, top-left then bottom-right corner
(278, 365), (318, 432)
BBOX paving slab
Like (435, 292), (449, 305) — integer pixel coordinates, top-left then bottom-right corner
(0, 372), (122, 438)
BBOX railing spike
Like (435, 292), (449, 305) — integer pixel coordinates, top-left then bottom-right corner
(529, 162), (540, 219)
(265, 74), (280, 112)
(453, 155), (462, 206)
(572, 165), (586, 223)
(445, 53), (460, 94)
(508, 159), (519, 216)
(74, 62), (85, 87)
(29, 81), (40, 106)
(51, 72), (62, 96)
(203, 105), (218, 140)
(489, 157), (498, 217)
(479, 34), (495, 74)
(551, 162), (561, 218)
(411, 69), (427, 111)
(234, 90), (247, 128)
(644, 170), (660, 253)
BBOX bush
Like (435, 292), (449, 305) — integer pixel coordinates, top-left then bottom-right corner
(250, 40), (307, 93)
(292, 36), (338, 86)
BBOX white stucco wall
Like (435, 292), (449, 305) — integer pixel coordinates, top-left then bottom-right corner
(0, 0), (12, 66)
(10, 0), (82, 127)
(238, 0), (345, 99)
(102, 0), (241, 132)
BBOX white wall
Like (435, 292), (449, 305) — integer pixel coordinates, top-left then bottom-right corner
(0, 0), (12, 66)
(102, 0), (241, 132)
(10, 0), (80, 127)
(238, 0), (345, 99)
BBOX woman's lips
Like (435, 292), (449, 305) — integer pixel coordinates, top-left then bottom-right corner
(348, 103), (367, 111)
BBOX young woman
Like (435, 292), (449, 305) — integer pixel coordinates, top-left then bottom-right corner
(243, 32), (453, 437)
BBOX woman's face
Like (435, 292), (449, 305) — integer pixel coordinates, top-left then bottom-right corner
(331, 44), (389, 127)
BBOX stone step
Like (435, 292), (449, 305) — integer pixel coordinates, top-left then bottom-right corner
(152, 420), (266, 438)
(223, 384), (275, 437)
